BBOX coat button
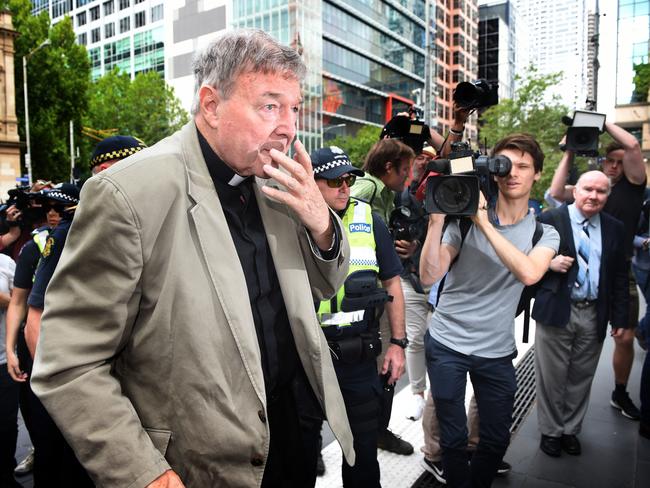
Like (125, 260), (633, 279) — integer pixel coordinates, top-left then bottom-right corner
(258, 410), (266, 423)
(251, 456), (264, 467)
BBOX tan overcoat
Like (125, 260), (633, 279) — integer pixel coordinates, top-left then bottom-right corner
(31, 122), (354, 488)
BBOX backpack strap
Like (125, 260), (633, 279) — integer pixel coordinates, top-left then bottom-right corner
(522, 220), (544, 343)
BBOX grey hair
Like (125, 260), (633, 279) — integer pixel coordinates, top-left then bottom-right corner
(191, 29), (306, 115)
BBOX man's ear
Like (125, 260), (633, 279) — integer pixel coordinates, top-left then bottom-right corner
(385, 161), (394, 173)
(534, 171), (541, 183)
(199, 85), (221, 128)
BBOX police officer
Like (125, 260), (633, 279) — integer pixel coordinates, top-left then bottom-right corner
(312, 146), (406, 487)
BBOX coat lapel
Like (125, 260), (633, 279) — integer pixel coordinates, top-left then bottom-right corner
(178, 123), (266, 403)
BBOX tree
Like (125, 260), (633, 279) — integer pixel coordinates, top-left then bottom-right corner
(479, 66), (572, 202)
(328, 125), (382, 168)
(83, 69), (188, 159)
(632, 61), (650, 103)
(9, 0), (90, 182)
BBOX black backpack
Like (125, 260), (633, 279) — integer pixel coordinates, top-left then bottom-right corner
(436, 217), (544, 343)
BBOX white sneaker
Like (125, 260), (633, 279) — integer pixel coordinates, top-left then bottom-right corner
(14, 447), (34, 475)
(406, 394), (426, 421)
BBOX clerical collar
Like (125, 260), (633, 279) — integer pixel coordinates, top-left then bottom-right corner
(196, 126), (250, 187)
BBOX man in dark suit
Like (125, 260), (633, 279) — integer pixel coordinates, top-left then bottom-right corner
(533, 170), (629, 457)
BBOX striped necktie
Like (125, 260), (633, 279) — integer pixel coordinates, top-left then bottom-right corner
(575, 219), (590, 292)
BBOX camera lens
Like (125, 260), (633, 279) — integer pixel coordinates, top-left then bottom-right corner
(434, 178), (473, 214)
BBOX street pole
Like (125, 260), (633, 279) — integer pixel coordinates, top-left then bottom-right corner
(22, 56), (31, 187)
(69, 120), (75, 183)
(22, 39), (51, 187)
(424, 0), (431, 125)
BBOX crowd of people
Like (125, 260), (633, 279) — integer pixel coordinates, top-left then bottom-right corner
(0, 28), (648, 488)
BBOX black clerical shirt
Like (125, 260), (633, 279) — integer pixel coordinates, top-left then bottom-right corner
(197, 129), (336, 398)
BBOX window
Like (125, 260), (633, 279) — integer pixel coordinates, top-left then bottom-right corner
(91, 27), (101, 43)
(105, 22), (115, 38)
(77, 11), (86, 26)
(76, 0), (92, 6)
(135, 0), (145, 3)
(78, 32), (87, 45)
(135, 11), (146, 28)
(120, 17), (130, 33)
(151, 4), (163, 22)
(119, 0), (130, 10)
(90, 6), (100, 21)
(104, 1), (114, 16)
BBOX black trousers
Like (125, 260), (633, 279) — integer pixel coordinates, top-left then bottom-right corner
(0, 362), (22, 488)
(334, 359), (382, 488)
(17, 331), (94, 488)
(261, 371), (322, 488)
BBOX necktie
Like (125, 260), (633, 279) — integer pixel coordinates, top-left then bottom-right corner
(575, 219), (590, 293)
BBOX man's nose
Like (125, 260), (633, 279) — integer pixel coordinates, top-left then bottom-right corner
(276, 107), (297, 138)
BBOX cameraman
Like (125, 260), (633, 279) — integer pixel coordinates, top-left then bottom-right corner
(420, 134), (559, 487)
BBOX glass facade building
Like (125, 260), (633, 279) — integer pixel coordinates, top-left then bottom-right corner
(31, 0), (165, 80)
(616, 0), (650, 104)
(232, 0), (434, 146)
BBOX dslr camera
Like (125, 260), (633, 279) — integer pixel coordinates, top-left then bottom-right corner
(453, 79), (499, 110)
(423, 142), (512, 216)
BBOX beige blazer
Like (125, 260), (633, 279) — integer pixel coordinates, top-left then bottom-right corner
(31, 122), (354, 488)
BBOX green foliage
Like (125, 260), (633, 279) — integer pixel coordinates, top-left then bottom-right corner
(328, 125), (382, 168)
(83, 69), (189, 163)
(10, 0), (90, 182)
(479, 66), (570, 201)
(632, 61), (650, 103)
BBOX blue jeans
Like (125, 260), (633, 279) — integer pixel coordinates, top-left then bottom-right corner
(425, 332), (516, 488)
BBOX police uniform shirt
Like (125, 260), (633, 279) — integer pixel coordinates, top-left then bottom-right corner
(370, 212), (403, 281)
(14, 240), (41, 289)
(28, 217), (72, 310)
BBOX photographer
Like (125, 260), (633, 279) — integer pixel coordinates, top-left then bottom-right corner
(419, 134), (559, 487)
(548, 122), (645, 420)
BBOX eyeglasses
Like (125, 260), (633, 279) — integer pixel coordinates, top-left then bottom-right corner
(324, 175), (356, 188)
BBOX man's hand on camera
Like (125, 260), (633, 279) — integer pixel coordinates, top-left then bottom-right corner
(452, 102), (471, 127)
(395, 239), (418, 259)
(262, 140), (334, 250)
(470, 193), (490, 227)
(381, 345), (405, 385)
(549, 255), (574, 273)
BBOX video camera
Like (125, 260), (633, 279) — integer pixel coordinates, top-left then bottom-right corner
(562, 110), (606, 157)
(421, 142), (512, 216)
(0, 186), (47, 228)
(380, 108), (430, 155)
(453, 79), (499, 111)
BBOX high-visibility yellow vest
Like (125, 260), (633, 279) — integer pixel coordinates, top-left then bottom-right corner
(32, 228), (50, 256)
(317, 199), (379, 327)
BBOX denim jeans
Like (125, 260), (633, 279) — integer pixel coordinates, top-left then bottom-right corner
(425, 332), (516, 488)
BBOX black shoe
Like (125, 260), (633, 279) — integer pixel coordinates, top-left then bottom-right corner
(496, 460), (511, 476)
(540, 435), (561, 457)
(421, 457), (446, 484)
(316, 452), (325, 476)
(377, 429), (414, 455)
(560, 434), (581, 455)
(611, 389), (641, 420)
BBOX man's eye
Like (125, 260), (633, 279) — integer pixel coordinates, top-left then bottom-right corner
(292, 106), (300, 113)
(264, 104), (277, 111)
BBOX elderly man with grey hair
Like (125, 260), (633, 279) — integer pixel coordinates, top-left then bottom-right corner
(533, 170), (629, 458)
(30, 29), (354, 488)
